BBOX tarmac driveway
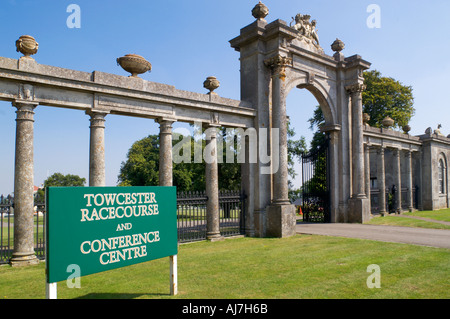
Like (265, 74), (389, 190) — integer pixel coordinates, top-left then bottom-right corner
(296, 223), (450, 249)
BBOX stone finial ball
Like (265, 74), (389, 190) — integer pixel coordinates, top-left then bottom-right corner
(16, 35), (39, 58)
(252, 2), (269, 20)
(331, 38), (345, 52)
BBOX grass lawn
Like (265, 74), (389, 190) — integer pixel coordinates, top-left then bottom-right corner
(365, 209), (450, 230)
(0, 235), (448, 299)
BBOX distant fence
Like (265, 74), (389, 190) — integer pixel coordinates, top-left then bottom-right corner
(0, 190), (246, 264)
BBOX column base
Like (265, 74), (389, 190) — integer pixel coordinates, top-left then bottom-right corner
(348, 197), (370, 223)
(9, 252), (39, 267)
(266, 204), (296, 238)
(206, 233), (224, 242)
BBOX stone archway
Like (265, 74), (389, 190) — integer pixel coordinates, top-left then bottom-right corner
(230, 2), (372, 237)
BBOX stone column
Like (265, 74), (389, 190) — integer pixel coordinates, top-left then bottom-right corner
(87, 111), (107, 186)
(264, 55), (291, 205)
(377, 146), (387, 215)
(393, 149), (402, 213)
(346, 84), (370, 223)
(364, 144), (371, 212)
(405, 150), (413, 211)
(347, 84), (366, 198)
(158, 119), (175, 187)
(204, 124), (222, 241)
(10, 102), (39, 266)
(264, 54), (296, 237)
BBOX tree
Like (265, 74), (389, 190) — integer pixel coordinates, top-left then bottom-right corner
(287, 122), (307, 201)
(362, 70), (415, 129)
(117, 135), (160, 187)
(43, 172), (86, 187)
(35, 172), (86, 202)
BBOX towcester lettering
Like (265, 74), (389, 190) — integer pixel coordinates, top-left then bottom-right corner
(46, 186), (177, 284)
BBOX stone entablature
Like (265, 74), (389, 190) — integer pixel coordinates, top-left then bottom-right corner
(0, 57), (255, 128)
(363, 125), (422, 150)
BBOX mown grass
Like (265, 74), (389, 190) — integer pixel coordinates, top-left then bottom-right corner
(365, 208), (450, 229)
(403, 209), (450, 222)
(0, 235), (448, 299)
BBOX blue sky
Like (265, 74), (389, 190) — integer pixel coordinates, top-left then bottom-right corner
(0, 0), (449, 195)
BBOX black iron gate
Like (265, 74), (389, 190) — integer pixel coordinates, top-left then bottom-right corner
(301, 135), (330, 223)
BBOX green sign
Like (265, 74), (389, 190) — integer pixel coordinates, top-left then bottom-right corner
(46, 186), (178, 283)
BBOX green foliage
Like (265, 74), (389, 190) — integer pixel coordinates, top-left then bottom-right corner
(118, 135), (160, 187)
(43, 172), (86, 187)
(363, 70), (415, 129)
(117, 129), (242, 192)
(287, 122), (307, 201)
(36, 172), (86, 201)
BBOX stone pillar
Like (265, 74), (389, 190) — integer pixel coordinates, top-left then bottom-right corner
(264, 54), (296, 237)
(204, 124), (222, 241)
(346, 84), (370, 223)
(347, 84), (366, 198)
(365, 144), (371, 213)
(377, 146), (387, 215)
(10, 102), (39, 266)
(264, 55), (291, 204)
(158, 119), (175, 187)
(393, 149), (402, 213)
(405, 150), (413, 211)
(87, 111), (107, 187)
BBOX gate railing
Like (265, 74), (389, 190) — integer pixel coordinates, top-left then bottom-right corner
(301, 136), (330, 223)
(0, 190), (246, 263)
(176, 190), (246, 243)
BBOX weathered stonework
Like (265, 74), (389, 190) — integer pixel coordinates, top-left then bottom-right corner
(87, 111), (108, 186)
(1, 3), (447, 256)
(10, 102), (39, 267)
(158, 118), (175, 187)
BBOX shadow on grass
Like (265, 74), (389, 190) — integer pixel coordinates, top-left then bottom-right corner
(74, 292), (170, 299)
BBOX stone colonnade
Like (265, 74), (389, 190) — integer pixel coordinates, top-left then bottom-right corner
(364, 144), (416, 214)
(10, 107), (227, 266)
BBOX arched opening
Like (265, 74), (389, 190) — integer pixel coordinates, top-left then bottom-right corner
(438, 159), (445, 194)
(286, 79), (336, 223)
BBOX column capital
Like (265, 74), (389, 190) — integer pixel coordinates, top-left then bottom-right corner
(393, 148), (401, 157)
(86, 110), (108, 129)
(155, 117), (176, 124)
(376, 145), (386, 155)
(345, 83), (366, 94)
(264, 54), (292, 78)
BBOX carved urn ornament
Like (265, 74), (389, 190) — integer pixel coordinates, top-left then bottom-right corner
(16, 35), (39, 58)
(116, 54), (152, 78)
(252, 2), (269, 21)
(382, 116), (395, 128)
(203, 76), (220, 95)
(402, 124), (411, 134)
